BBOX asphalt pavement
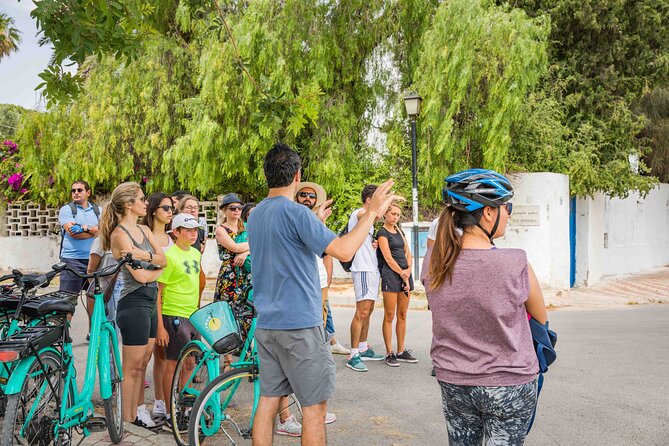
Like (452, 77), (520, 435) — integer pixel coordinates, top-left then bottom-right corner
(66, 301), (669, 445)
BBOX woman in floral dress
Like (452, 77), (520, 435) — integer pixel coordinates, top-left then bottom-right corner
(213, 194), (251, 343)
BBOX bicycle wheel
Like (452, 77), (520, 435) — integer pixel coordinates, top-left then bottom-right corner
(188, 367), (258, 446)
(1, 350), (63, 446)
(170, 343), (211, 446)
(103, 336), (123, 443)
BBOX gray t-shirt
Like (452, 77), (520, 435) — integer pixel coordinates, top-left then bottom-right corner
(247, 196), (337, 330)
(423, 247), (538, 386)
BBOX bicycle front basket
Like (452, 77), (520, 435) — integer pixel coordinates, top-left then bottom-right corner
(189, 301), (242, 355)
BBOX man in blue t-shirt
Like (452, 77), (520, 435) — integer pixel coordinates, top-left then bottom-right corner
(247, 142), (399, 445)
(59, 180), (100, 294)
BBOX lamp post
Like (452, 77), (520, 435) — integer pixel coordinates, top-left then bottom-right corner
(404, 91), (422, 281)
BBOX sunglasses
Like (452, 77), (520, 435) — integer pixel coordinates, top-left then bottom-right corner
(504, 203), (513, 215)
(159, 205), (175, 212)
(71, 188), (85, 193)
(227, 205), (243, 211)
(297, 192), (317, 199)
(183, 205), (199, 211)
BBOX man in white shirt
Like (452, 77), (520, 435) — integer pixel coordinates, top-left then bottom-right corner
(346, 185), (385, 372)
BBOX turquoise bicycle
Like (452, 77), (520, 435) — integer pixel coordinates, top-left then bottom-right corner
(0, 267), (78, 417)
(184, 288), (301, 446)
(0, 254), (151, 445)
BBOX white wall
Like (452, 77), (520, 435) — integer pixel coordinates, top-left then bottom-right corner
(496, 172), (571, 289)
(576, 185), (669, 285)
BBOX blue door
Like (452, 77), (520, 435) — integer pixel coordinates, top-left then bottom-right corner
(569, 197), (576, 287)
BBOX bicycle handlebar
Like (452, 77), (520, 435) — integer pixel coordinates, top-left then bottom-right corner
(58, 253), (159, 282)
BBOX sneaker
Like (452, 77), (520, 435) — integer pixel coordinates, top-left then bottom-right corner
(396, 349), (418, 363)
(164, 416), (188, 433)
(346, 355), (368, 372)
(330, 342), (350, 355)
(325, 412), (336, 425)
(276, 415), (302, 437)
(359, 347), (384, 361)
(152, 400), (168, 421)
(136, 405), (157, 429)
(385, 352), (400, 367)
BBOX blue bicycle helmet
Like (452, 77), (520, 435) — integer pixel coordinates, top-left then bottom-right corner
(442, 169), (514, 244)
(442, 168), (513, 212)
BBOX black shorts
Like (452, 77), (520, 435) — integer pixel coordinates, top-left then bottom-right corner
(380, 266), (415, 293)
(163, 315), (200, 360)
(116, 286), (158, 346)
(59, 258), (89, 294)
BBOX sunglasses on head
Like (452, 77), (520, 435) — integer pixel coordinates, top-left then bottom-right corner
(504, 203), (513, 215)
(227, 205), (243, 211)
(71, 188), (85, 193)
(159, 205), (175, 212)
(297, 192), (317, 199)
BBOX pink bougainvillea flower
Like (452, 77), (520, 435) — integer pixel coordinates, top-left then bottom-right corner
(8, 173), (24, 191)
(20, 188), (27, 194)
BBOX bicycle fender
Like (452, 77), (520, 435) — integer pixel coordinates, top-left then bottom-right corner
(182, 339), (209, 353)
(4, 347), (60, 395)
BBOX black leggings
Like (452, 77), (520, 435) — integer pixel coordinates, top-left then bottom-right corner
(439, 379), (537, 446)
(116, 286), (158, 346)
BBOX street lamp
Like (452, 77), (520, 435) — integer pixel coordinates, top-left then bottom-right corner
(404, 91), (422, 281)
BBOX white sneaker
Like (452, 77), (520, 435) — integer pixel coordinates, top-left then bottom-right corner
(325, 412), (336, 424)
(276, 415), (302, 437)
(152, 399), (168, 420)
(330, 342), (350, 355)
(136, 404), (157, 428)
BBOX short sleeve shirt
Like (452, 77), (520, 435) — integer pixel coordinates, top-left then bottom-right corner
(157, 245), (202, 318)
(59, 203), (100, 259)
(347, 208), (377, 271)
(247, 196), (337, 330)
(428, 218), (439, 241)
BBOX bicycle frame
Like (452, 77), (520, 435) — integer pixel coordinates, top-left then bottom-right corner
(56, 291), (122, 436)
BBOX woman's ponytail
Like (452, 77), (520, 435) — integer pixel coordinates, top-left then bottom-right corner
(428, 207), (462, 289)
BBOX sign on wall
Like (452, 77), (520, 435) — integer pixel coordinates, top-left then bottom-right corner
(511, 205), (541, 226)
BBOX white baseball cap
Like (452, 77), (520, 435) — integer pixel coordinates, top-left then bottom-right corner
(171, 213), (205, 231)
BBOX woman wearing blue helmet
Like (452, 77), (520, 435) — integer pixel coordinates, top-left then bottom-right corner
(422, 169), (547, 445)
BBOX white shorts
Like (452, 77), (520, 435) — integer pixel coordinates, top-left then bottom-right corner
(352, 271), (380, 302)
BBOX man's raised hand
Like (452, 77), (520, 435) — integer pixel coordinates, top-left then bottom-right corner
(369, 179), (404, 216)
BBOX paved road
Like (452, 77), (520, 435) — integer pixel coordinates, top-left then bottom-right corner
(68, 303), (669, 445)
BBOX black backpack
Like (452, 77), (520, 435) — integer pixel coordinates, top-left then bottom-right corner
(338, 222), (355, 272)
(59, 201), (101, 256)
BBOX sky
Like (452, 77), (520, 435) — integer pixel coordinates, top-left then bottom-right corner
(0, 1), (52, 110)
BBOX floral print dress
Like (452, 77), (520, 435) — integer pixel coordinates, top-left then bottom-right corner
(214, 226), (252, 337)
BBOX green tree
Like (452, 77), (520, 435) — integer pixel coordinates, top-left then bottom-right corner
(387, 0), (550, 205)
(501, 0), (666, 196)
(0, 104), (26, 139)
(0, 12), (21, 61)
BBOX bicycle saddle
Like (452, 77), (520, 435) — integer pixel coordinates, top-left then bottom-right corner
(37, 299), (75, 316)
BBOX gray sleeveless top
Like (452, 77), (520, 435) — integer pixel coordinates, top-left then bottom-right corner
(117, 224), (157, 298)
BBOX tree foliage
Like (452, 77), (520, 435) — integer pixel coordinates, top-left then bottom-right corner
(14, 0), (667, 218)
(0, 12), (21, 61)
(394, 0), (549, 203)
(501, 0), (667, 196)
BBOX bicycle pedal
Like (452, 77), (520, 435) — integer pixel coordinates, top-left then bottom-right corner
(84, 417), (107, 432)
